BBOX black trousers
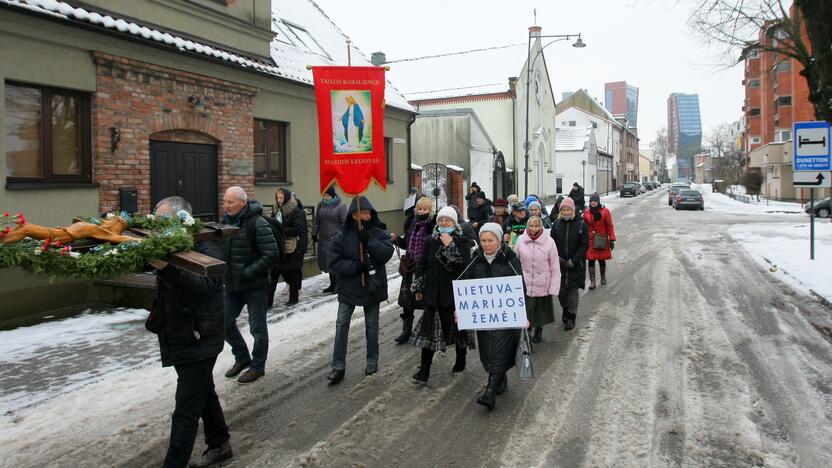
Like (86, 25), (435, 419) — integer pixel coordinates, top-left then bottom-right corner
(163, 356), (230, 468)
(267, 269), (303, 307)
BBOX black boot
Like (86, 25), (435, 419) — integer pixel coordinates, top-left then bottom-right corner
(495, 372), (508, 395)
(588, 265), (596, 290)
(477, 373), (500, 410)
(565, 315), (576, 331)
(188, 440), (233, 467)
(532, 327), (543, 343)
(413, 348), (433, 382)
(395, 317), (413, 344)
(452, 344), (466, 373)
(322, 274), (337, 294)
(285, 287), (299, 306)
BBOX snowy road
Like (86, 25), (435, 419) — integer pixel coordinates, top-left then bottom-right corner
(3, 188), (832, 467)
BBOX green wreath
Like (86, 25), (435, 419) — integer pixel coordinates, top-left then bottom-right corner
(0, 211), (205, 280)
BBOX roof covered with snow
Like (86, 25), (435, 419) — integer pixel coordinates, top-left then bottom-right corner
(269, 0), (413, 111)
(0, 0), (415, 112)
(556, 88), (617, 123)
(555, 126), (591, 152)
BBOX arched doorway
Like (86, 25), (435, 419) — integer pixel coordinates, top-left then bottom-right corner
(149, 130), (219, 220)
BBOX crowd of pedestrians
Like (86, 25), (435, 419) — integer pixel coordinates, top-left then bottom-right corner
(143, 180), (616, 466)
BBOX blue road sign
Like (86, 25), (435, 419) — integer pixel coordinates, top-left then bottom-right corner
(793, 121), (831, 171)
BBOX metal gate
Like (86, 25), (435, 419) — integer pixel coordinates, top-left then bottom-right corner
(421, 163), (448, 210)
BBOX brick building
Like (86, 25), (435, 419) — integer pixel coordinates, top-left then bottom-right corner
(1, 0), (416, 316)
(740, 18), (815, 168)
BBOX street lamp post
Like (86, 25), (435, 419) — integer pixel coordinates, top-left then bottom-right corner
(523, 28), (585, 198)
(581, 159), (587, 190)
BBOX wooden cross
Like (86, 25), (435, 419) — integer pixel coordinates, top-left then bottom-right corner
(69, 219), (239, 278)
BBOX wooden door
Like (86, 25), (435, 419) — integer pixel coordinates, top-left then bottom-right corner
(150, 141), (218, 221)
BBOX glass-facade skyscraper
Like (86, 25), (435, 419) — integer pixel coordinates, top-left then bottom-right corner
(604, 81), (639, 129)
(667, 93), (702, 179)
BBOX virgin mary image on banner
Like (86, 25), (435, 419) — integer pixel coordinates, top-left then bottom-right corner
(332, 90), (372, 154)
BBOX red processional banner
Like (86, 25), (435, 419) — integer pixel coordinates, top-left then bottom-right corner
(312, 66), (386, 195)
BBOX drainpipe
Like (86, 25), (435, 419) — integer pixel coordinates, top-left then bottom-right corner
(407, 113), (417, 188)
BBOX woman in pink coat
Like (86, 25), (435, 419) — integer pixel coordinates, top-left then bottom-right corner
(583, 193), (616, 290)
(516, 216), (561, 343)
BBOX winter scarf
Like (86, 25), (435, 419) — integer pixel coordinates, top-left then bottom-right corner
(322, 195), (340, 206)
(406, 215), (431, 262)
(525, 216), (544, 240)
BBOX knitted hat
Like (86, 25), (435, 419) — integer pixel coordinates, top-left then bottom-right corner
(409, 187), (418, 194)
(524, 195), (539, 207)
(479, 222), (503, 241)
(436, 206), (459, 226)
(493, 198), (508, 207)
(324, 185), (337, 198)
(476, 191), (487, 200)
(527, 200), (542, 211)
(589, 193), (601, 204)
(560, 197), (576, 211)
(556, 195), (565, 204)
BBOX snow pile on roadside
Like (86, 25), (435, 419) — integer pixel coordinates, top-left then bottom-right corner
(729, 222), (832, 302)
(697, 184), (803, 215)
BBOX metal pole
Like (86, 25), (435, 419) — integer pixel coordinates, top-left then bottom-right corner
(347, 38), (352, 66)
(582, 161), (586, 189)
(810, 188), (815, 260)
(523, 30), (532, 199)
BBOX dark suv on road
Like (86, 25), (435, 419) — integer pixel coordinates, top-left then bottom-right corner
(620, 182), (639, 197)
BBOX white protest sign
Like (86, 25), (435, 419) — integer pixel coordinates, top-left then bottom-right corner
(453, 275), (527, 330)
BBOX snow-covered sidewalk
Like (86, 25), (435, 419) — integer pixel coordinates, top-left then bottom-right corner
(698, 184), (804, 215)
(729, 221), (832, 303)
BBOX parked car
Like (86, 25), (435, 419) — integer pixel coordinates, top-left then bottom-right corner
(668, 184), (690, 206)
(645, 182), (657, 190)
(621, 182), (640, 197)
(804, 197), (831, 218)
(638, 183), (646, 194)
(674, 190), (705, 210)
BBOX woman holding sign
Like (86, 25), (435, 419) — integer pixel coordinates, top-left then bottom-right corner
(410, 207), (475, 382)
(462, 222), (523, 410)
(516, 216), (560, 343)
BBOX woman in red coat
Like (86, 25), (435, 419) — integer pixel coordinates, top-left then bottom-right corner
(583, 193), (616, 289)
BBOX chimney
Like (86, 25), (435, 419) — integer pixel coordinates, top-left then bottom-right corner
(508, 76), (518, 97)
(371, 51), (387, 66)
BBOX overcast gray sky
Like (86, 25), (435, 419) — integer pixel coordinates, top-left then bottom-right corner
(315, 0), (745, 145)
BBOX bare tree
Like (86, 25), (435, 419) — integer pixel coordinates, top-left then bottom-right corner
(650, 127), (670, 183)
(707, 123), (743, 186)
(688, 0), (832, 123)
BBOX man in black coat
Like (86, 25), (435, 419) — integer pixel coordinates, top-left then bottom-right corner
(568, 183), (586, 213)
(221, 187), (280, 384)
(549, 197), (589, 331)
(465, 182), (481, 220)
(468, 191), (493, 232)
(326, 196), (394, 385)
(146, 196), (232, 468)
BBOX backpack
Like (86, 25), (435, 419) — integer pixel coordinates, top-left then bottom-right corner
(246, 215), (284, 266)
